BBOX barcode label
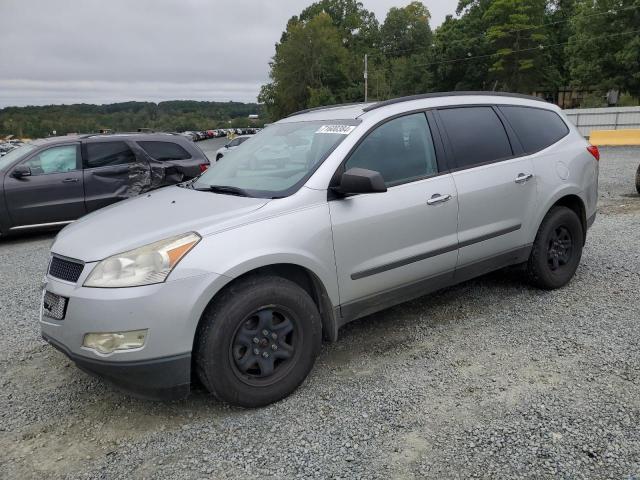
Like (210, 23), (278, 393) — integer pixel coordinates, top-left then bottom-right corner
(315, 125), (356, 135)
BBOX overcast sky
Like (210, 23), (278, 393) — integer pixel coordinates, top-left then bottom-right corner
(0, 0), (458, 108)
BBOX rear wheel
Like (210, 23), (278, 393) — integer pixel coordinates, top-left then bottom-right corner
(195, 275), (322, 407)
(216, 154), (223, 161)
(635, 163), (640, 194)
(526, 206), (583, 289)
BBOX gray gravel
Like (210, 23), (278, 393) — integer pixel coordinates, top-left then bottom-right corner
(1, 147), (639, 479)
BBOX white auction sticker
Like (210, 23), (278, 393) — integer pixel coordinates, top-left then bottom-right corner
(315, 125), (356, 135)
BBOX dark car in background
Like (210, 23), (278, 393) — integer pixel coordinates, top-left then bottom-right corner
(0, 133), (209, 236)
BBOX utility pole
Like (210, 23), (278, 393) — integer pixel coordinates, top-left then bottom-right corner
(364, 54), (368, 103)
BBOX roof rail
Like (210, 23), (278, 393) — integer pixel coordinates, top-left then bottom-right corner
(286, 102), (367, 118)
(362, 91), (547, 113)
(79, 131), (181, 139)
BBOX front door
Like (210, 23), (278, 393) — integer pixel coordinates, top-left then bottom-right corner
(3, 143), (86, 228)
(329, 112), (459, 316)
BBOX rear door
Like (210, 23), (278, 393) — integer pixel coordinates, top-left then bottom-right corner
(435, 105), (537, 274)
(135, 139), (203, 180)
(329, 112), (459, 314)
(3, 143), (86, 227)
(83, 140), (146, 212)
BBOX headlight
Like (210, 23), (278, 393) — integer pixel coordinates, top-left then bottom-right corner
(84, 232), (200, 288)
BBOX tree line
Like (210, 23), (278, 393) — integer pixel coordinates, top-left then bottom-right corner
(0, 101), (263, 139)
(259, 0), (640, 120)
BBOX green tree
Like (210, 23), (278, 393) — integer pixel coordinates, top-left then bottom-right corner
(483, 0), (549, 91)
(259, 12), (351, 119)
(567, 0), (640, 98)
(430, 8), (492, 91)
(380, 1), (433, 56)
(298, 0), (380, 51)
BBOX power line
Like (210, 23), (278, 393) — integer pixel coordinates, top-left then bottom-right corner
(365, 4), (639, 60)
(405, 28), (640, 69)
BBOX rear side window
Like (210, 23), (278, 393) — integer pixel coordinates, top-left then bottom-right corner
(85, 141), (136, 168)
(345, 112), (438, 186)
(137, 141), (192, 161)
(499, 106), (569, 154)
(438, 106), (513, 169)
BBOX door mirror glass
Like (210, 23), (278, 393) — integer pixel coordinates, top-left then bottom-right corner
(334, 168), (387, 195)
(11, 165), (31, 178)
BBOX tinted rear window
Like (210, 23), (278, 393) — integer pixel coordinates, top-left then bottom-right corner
(500, 106), (569, 154)
(86, 141), (136, 168)
(438, 106), (513, 169)
(137, 141), (192, 161)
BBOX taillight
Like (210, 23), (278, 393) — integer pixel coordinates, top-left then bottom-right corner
(199, 163), (209, 173)
(587, 145), (600, 161)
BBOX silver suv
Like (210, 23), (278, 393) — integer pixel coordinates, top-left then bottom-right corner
(41, 93), (599, 407)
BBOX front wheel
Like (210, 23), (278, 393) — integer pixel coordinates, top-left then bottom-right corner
(526, 206), (583, 290)
(635, 163), (640, 195)
(195, 275), (322, 407)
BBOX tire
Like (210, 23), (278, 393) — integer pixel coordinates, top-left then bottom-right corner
(195, 275), (322, 407)
(216, 154), (223, 161)
(635, 163), (640, 195)
(526, 206), (583, 290)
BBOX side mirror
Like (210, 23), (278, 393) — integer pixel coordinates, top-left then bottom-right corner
(224, 144), (230, 149)
(11, 165), (31, 178)
(333, 167), (387, 195)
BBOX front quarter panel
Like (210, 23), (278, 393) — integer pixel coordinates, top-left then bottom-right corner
(175, 198), (340, 306)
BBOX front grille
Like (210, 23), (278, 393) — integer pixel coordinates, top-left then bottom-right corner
(48, 256), (84, 283)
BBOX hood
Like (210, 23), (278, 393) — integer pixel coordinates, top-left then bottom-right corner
(52, 186), (269, 261)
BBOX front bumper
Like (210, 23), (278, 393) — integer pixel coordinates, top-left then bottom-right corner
(40, 268), (228, 400)
(43, 333), (191, 400)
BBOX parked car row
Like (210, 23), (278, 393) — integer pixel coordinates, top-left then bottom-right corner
(0, 139), (25, 156)
(0, 132), (209, 235)
(180, 128), (261, 142)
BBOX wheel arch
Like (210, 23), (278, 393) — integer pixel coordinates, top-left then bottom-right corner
(535, 189), (588, 244)
(193, 262), (340, 351)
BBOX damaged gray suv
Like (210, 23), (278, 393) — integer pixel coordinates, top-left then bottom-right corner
(0, 133), (209, 236)
(41, 93), (599, 407)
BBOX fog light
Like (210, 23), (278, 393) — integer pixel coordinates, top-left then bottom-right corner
(82, 329), (148, 354)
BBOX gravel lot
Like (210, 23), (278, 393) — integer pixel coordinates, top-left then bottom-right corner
(1, 146), (639, 479)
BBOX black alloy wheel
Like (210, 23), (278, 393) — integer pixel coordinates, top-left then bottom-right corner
(230, 306), (299, 386)
(547, 226), (573, 272)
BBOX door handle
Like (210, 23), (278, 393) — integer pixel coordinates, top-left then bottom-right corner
(427, 193), (452, 205)
(62, 178), (79, 183)
(515, 173), (534, 184)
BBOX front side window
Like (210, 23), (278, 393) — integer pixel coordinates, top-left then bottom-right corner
(85, 141), (136, 168)
(345, 112), (438, 186)
(195, 120), (357, 198)
(137, 141), (191, 161)
(438, 106), (513, 169)
(23, 145), (79, 175)
(0, 144), (36, 171)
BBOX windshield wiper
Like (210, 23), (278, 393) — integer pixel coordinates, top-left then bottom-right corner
(206, 185), (250, 197)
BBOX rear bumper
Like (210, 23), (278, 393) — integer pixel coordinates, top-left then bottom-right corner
(43, 333), (191, 400)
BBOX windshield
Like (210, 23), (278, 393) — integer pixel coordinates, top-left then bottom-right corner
(195, 120), (358, 198)
(0, 144), (36, 171)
